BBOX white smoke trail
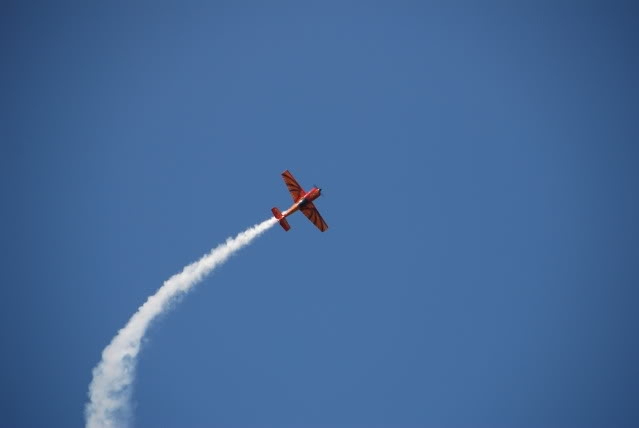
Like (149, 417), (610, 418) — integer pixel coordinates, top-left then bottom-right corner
(85, 217), (278, 428)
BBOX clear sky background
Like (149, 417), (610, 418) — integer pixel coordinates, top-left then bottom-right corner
(2, 2), (639, 427)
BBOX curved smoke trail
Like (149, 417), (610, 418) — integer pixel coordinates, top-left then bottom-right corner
(85, 217), (278, 428)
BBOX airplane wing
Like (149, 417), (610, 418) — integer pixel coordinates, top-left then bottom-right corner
(281, 170), (305, 201)
(300, 202), (329, 232)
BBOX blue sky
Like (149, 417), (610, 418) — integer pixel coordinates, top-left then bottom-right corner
(2, 2), (639, 427)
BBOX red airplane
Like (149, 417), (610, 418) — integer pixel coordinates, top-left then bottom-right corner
(272, 170), (328, 232)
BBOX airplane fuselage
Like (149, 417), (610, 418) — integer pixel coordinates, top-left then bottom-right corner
(282, 187), (322, 217)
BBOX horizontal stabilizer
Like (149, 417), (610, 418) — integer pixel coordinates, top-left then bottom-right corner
(271, 207), (283, 219)
(271, 207), (291, 231)
(278, 218), (291, 231)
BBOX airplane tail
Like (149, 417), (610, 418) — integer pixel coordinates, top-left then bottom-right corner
(271, 207), (291, 231)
